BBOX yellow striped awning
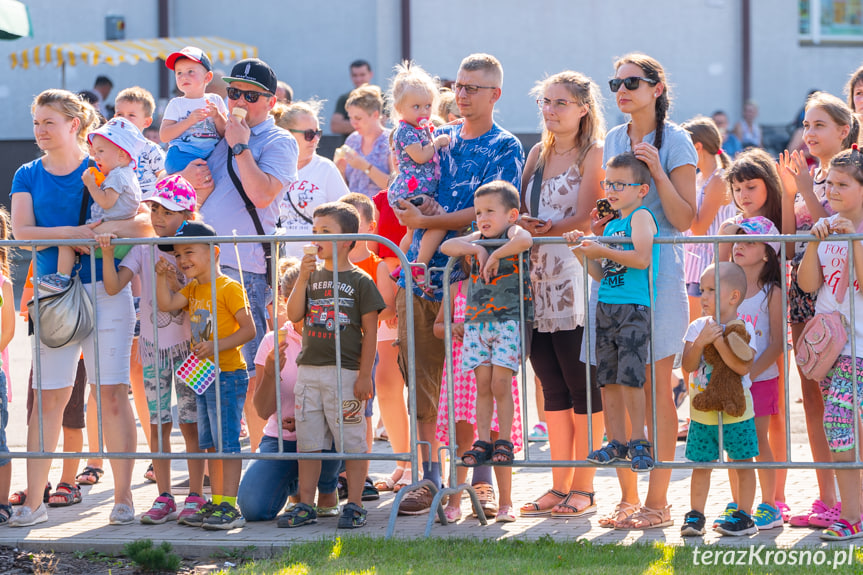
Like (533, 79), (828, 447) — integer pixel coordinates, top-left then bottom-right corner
(9, 36), (257, 70)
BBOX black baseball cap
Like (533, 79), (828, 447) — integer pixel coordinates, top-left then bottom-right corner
(159, 221), (218, 252)
(223, 58), (278, 95)
(165, 46), (213, 72)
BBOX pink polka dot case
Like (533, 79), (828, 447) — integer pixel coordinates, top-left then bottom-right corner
(175, 354), (217, 395)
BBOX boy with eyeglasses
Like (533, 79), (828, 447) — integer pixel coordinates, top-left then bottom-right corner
(161, 46), (228, 175)
(565, 151), (659, 473)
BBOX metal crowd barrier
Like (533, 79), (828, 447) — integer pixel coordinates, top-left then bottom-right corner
(430, 232), (863, 532)
(13, 233), (420, 538)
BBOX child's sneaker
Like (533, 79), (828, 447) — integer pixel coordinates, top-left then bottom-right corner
(753, 502), (783, 530)
(203, 502), (246, 530)
(712, 502), (738, 529)
(775, 501), (790, 523)
(140, 493), (178, 525)
(821, 518), (863, 541)
(337, 501), (367, 529)
(177, 493), (207, 525)
(179, 499), (217, 527)
(681, 510), (706, 536)
(715, 509), (757, 537)
(528, 423), (548, 441)
(38, 273), (71, 294)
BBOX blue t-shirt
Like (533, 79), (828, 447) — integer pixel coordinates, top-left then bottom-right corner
(398, 122), (524, 301)
(11, 157), (118, 283)
(598, 205), (659, 307)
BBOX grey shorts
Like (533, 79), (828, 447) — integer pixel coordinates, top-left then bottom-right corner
(142, 342), (198, 425)
(595, 302), (650, 389)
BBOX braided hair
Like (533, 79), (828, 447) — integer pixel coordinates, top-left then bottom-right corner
(614, 53), (670, 151)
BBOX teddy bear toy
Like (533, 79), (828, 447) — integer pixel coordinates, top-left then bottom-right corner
(691, 319), (754, 418)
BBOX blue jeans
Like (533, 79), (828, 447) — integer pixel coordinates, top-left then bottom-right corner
(237, 435), (341, 521)
(222, 266), (271, 376)
(197, 368), (248, 453)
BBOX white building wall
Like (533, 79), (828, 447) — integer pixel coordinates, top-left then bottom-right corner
(0, 0), (861, 140)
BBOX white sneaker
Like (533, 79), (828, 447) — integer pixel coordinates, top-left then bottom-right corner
(109, 503), (135, 525)
(8, 503), (48, 527)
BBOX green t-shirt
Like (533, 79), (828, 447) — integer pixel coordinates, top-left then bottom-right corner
(297, 266), (385, 370)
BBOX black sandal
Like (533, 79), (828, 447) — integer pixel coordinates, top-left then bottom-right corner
(492, 439), (515, 465)
(461, 440), (493, 467)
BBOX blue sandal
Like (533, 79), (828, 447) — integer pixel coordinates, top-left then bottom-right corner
(628, 439), (655, 472)
(587, 439), (629, 464)
(277, 502), (317, 528)
(462, 440), (493, 467)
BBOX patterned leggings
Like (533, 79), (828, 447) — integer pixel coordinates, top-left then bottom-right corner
(820, 355), (863, 452)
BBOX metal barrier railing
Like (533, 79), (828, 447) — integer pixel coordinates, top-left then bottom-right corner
(13, 233), (420, 538)
(430, 232), (863, 532)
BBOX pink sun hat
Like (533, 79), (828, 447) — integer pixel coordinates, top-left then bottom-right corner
(144, 174), (197, 212)
(726, 216), (781, 255)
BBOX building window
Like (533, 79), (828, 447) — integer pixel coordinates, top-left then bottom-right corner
(800, 0), (863, 43)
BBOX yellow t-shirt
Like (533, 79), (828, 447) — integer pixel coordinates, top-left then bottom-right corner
(180, 275), (248, 372)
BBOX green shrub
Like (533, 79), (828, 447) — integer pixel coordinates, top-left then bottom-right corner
(122, 539), (182, 573)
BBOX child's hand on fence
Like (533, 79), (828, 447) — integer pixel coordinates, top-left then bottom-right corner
(155, 257), (174, 276)
(95, 233), (117, 255)
(354, 373), (373, 401)
(193, 340), (215, 360)
(811, 217), (833, 240)
(828, 216), (854, 235)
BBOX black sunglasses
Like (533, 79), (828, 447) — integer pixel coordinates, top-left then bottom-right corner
(289, 128), (323, 142)
(226, 87), (272, 103)
(608, 76), (658, 93)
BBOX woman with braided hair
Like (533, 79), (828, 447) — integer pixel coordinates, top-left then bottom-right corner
(586, 53), (697, 529)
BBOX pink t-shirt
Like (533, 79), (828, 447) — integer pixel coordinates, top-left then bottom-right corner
(253, 322), (302, 441)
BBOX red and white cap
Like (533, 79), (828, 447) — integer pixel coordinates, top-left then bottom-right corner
(166, 46), (212, 71)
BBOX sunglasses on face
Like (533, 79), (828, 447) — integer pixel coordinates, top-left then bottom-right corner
(289, 128), (323, 142)
(608, 76), (659, 93)
(226, 87), (272, 103)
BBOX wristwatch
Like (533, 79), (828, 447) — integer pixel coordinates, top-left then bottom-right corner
(363, 164), (372, 175)
(231, 143), (250, 156)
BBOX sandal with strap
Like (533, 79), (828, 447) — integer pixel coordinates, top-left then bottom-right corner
(520, 489), (567, 517)
(587, 439), (628, 464)
(598, 500), (640, 528)
(628, 439), (655, 472)
(9, 482), (51, 506)
(614, 504), (673, 530)
(0, 503), (11, 525)
(550, 490), (597, 518)
(373, 468), (404, 492)
(461, 440), (493, 467)
(47, 482), (82, 507)
(143, 463), (157, 483)
(393, 468), (412, 493)
(76, 466), (104, 486)
(277, 502), (317, 528)
(491, 439), (515, 465)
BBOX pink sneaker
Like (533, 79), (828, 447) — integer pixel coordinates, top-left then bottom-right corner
(177, 493), (207, 526)
(140, 493), (177, 525)
(789, 499), (830, 527)
(775, 501), (791, 523)
(810, 501), (842, 528)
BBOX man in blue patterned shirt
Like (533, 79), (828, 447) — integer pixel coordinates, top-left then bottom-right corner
(392, 53), (524, 516)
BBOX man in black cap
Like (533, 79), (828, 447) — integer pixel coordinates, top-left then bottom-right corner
(182, 57), (298, 378)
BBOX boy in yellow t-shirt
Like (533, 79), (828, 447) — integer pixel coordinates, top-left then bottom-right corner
(156, 221), (255, 530)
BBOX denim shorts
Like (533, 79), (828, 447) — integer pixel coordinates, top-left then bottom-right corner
(196, 368), (249, 453)
(237, 434), (341, 521)
(0, 371), (9, 467)
(222, 266), (271, 376)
